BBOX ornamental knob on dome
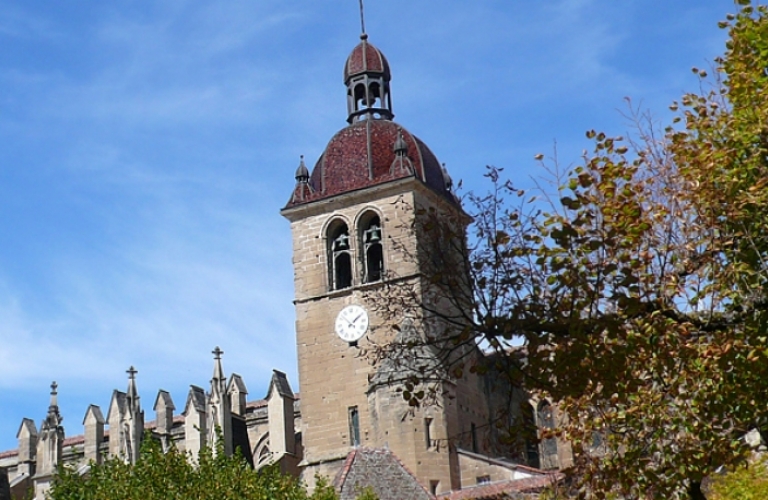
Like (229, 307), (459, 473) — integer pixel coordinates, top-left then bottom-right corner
(393, 132), (408, 156)
(441, 163), (454, 191)
(290, 155), (314, 204)
(295, 155), (310, 183)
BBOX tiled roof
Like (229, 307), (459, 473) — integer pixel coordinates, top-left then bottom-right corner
(286, 119), (454, 208)
(334, 448), (434, 500)
(344, 35), (390, 83)
(438, 474), (562, 500)
(455, 448), (546, 476)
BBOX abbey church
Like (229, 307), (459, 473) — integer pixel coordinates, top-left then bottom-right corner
(0, 32), (568, 500)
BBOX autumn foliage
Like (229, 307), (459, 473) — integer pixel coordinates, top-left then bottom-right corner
(370, 1), (768, 499)
(49, 437), (360, 500)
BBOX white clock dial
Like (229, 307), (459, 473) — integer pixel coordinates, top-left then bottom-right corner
(335, 304), (369, 343)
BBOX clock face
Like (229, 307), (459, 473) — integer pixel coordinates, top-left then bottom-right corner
(335, 305), (369, 343)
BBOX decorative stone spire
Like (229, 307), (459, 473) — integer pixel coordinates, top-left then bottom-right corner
(126, 366), (138, 405)
(207, 347), (232, 455)
(35, 382), (64, 478)
(48, 382), (59, 414)
(212, 347), (225, 385)
(123, 366), (144, 464)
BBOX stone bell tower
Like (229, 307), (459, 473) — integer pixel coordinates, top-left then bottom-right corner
(281, 32), (490, 495)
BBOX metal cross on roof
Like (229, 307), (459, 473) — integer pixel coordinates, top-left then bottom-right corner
(212, 346), (224, 360)
(127, 366), (138, 380)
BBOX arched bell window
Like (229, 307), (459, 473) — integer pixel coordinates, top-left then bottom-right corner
(537, 400), (558, 460)
(522, 402), (540, 469)
(359, 213), (384, 283)
(328, 220), (353, 290)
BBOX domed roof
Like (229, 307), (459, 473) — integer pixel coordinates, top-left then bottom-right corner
(284, 34), (457, 209)
(344, 34), (391, 83)
(286, 120), (455, 207)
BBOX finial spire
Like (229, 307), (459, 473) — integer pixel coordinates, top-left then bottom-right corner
(126, 366), (139, 401)
(359, 0), (366, 36)
(49, 381), (58, 409)
(44, 380), (63, 428)
(212, 346), (225, 382)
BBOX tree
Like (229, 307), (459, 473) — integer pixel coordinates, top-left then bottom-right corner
(49, 437), (366, 500)
(366, 2), (768, 499)
(708, 455), (768, 500)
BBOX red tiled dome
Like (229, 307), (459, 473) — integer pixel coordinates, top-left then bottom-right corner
(286, 120), (454, 207)
(344, 34), (391, 84)
(285, 35), (457, 208)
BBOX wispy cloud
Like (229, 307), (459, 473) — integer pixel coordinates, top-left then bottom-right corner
(0, 0), (732, 452)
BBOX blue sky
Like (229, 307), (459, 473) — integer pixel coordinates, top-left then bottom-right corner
(0, 1), (731, 452)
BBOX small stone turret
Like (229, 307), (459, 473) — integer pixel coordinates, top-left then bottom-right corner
(267, 370), (296, 459)
(227, 374), (248, 417)
(82, 405), (105, 464)
(106, 390), (126, 458)
(15, 418), (37, 476)
(153, 390), (175, 451)
(183, 385), (206, 461)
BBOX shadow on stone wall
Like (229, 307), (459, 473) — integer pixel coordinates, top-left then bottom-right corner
(0, 468), (10, 500)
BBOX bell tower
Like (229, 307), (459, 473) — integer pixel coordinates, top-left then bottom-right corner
(281, 33), (487, 495)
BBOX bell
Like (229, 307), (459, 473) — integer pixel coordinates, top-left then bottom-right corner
(367, 225), (381, 242)
(335, 233), (350, 250)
